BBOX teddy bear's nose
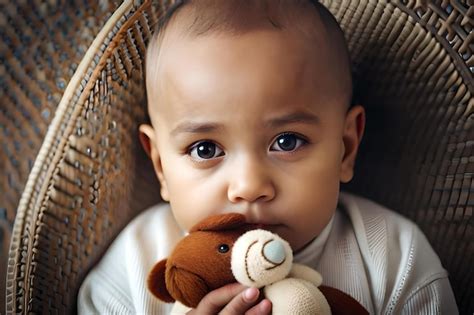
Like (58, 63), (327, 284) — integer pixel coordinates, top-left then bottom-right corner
(263, 239), (285, 264)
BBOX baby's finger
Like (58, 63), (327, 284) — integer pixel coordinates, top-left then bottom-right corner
(220, 287), (260, 315)
(245, 299), (272, 315)
(190, 283), (246, 314)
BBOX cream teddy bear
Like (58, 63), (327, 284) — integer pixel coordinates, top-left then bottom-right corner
(231, 229), (331, 315)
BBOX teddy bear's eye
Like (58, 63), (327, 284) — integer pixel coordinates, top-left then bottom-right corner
(218, 244), (229, 253)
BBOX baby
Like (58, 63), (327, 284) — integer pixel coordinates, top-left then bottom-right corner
(78, 0), (458, 314)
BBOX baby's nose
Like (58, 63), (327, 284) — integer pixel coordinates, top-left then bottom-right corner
(262, 239), (285, 264)
(226, 156), (276, 203)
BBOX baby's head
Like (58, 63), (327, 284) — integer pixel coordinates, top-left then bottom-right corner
(140, 0), (365, 252)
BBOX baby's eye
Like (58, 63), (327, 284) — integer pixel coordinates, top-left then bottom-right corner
(270, 133), (307, 152)
(189, 141), (224, 160)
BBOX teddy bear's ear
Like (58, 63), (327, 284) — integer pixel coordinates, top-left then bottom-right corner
(319, 285), (369, 315)
(147, 259), (175, 303)
(190, 213), (247, 232)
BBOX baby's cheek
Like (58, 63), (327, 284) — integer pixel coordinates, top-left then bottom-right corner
(171, 200), (213, 232)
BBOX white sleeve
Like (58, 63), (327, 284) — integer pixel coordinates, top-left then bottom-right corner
(170, 301), (192, 314)
(388, 224), (459, 315)
(78, 249), (135, 314)
(401, 277), (458, 315)
(337, 193), (459, 315)
(77, 204), (181, 315)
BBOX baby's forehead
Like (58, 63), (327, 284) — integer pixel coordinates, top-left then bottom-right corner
(147, 35), (346, 125)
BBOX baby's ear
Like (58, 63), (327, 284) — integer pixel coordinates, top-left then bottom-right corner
(147, 259), (175, 303)
(190, 213), (247, 232)
(138, 124), (155, 158)
(340, 105), (365, 183)
(138, 124), (169, 201)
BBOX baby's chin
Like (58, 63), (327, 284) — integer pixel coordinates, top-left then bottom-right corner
(282, 224), (330, 254)
(292, 235), (318, 254)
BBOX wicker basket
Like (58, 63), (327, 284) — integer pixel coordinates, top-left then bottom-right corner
(1, 0), (472, 313)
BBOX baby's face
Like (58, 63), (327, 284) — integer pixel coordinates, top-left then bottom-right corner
(142, 27), (364, 252)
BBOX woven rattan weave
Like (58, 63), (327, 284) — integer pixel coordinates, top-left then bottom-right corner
(1, 0), (472, 314)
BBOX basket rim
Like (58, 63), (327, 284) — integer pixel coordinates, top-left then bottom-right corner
(5, 0), (150, 311)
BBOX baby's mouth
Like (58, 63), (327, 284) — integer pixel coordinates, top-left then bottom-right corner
(245, 223), (284, 233)
(246, 223), (266, 230)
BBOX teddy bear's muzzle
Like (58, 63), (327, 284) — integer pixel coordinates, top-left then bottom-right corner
(263, 239), (286, 265)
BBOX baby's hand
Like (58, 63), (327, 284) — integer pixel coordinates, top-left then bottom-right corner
(186, 283), (272, 315)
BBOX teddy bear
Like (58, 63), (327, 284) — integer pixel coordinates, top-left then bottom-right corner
(148, 213), (368, 314)
(147, 213), (248, 308)
(231, 228), (331, 314)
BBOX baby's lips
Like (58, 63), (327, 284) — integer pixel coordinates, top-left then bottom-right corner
(244, 222), (284, 232)
(244, 223), (279, 232)
(245, 223), (265, 230)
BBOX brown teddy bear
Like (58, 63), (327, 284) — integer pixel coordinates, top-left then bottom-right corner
(147, 213), (247, 308)
(148, 213), (368, 314)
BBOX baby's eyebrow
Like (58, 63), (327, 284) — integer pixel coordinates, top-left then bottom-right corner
(265, 111), (320, 128)
(171, 121), (224, 136)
